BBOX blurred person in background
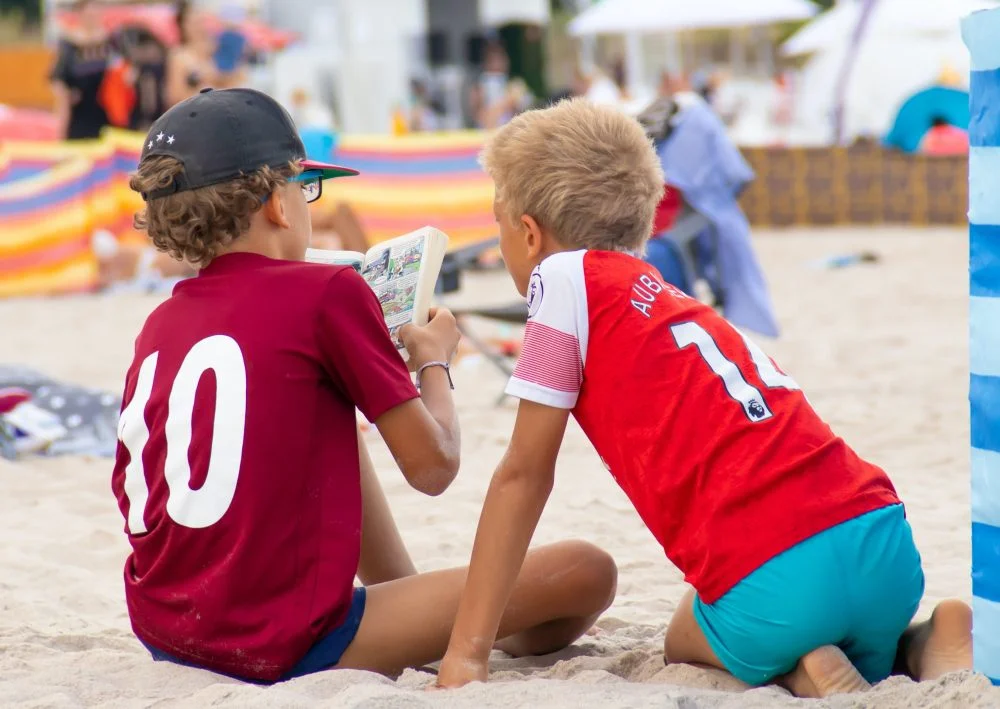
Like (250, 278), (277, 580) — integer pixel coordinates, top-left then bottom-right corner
(408, 79), (444, 132)
(610, 55), (630, 101)
(289, 87), (335, 131)
(167, 1), (247, 107)
(573, 65), (621, 105)
(770, 71), (793, 130)
(920, 116), (969, 156)
(467, 41), (532, 129)
(125, 31), (168, 133)
(50, 0), (113, 140)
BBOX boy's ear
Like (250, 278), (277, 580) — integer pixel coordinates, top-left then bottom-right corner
(520, 214), (544, 260)
(262, 188), (292, 229)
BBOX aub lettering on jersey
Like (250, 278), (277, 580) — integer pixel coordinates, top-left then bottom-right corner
(631, 271), (686, 318)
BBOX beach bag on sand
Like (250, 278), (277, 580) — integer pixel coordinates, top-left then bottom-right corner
(0, 366), (121, 458)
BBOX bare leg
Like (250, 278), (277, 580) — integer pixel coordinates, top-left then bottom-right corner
(665, 588), (869, 698)
(96, 245), (192, 286)
(329, 203), (370, 254)
(151, 252), (194, 278)
(310, 232), (345, 251)
(664, 588), (725, 669)
(336, 540), (617, 675)
(356, 427), (418, 585)
(897, 599), (973, 681)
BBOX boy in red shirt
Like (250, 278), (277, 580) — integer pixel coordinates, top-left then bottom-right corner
(111, 88), (617, 682)
(437, 98), (973, 697)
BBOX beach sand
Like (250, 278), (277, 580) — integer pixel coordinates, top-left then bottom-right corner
(0, 227), (993, 708)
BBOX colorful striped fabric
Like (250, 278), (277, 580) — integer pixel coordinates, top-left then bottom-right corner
(330, 131), (496, 247)
(964, 7), (1000, 686)
(0, 129), (497, 298)
(0, 132), (144, 298)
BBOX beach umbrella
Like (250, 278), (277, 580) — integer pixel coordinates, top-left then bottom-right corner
(568, 0), (817, 35)
(783, 0), (999, 56)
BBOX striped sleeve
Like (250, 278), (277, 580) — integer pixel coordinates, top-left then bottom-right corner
(506, 251), (589, 410)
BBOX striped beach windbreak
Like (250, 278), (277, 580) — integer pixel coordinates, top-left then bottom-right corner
(964, 6), (1000, 685)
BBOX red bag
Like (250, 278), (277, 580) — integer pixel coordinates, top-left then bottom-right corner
(98, 57), (136, 128)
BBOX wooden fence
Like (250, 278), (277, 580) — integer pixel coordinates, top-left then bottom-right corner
(740, 145), (967, 227)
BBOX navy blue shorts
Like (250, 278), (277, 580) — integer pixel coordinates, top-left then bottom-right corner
(143, 587), (367, 683)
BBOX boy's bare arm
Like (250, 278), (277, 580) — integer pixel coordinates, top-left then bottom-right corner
(357, 427), (418, 585)
(376, 365), (459, 497)
(376, 309), (461, 497)
(437, 400), (570, 687)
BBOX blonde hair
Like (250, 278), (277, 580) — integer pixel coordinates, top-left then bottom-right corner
(480, 98), (664, 252)
(129, 157), (298, 267)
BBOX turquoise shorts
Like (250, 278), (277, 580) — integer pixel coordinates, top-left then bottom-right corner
(692, 504), (924, 686)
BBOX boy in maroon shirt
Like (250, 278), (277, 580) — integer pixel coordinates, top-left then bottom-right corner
(112, 88), (616, 682)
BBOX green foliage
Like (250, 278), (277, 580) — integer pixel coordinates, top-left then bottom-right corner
(1, 0), (41, 26)
(0, 0), (41, 44)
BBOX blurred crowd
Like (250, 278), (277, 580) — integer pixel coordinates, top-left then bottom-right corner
(401, 40), (769, 136)
(50, 0), (251, 141)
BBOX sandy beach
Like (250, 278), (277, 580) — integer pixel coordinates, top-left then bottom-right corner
(0, 226), (994, 708)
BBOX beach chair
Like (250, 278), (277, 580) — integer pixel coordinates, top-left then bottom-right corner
(646, 202), (722, 307)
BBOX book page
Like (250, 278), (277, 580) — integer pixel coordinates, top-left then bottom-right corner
(304, 248), (364, 273)
(361, 234), (427, 349)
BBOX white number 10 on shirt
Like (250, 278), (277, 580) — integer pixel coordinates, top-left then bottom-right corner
(671, 322), (799, 422)
(118, 335), (248, 534)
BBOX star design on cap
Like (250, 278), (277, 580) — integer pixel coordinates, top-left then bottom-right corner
(167, 135), (175, 145)
(156, 132), (165, 142)
(147, 140), (153, 150)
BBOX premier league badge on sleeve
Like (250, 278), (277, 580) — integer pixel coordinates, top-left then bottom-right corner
(527, 270), (544, 318)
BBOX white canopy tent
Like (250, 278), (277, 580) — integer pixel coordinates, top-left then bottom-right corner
(782, 0), (996, 144)
(567, 0), (817, 106)
(782, 0), (996, 56)
(568, 0), (816, 35)
(479, 0), (551, 26)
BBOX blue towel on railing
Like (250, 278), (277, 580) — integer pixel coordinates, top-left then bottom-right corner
(657, 99), (780, 338)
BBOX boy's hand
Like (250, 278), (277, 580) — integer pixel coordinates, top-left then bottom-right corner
(435, 652), (488, 689)
(399, 308), (461, 372)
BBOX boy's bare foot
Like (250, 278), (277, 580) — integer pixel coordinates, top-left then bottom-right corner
(900, 599), (973, 681)
(779, 646), (870, 698)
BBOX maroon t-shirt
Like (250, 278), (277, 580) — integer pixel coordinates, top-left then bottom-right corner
(111, 253), (418, 680)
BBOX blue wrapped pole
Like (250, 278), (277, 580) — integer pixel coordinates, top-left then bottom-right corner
(964, 7), (1000, 685)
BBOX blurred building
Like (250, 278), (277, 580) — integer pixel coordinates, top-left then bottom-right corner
(260, 0), (550, 133)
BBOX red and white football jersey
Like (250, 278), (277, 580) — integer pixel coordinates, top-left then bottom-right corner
(508, 250), (900, 603)
(111, 253), (419, 680)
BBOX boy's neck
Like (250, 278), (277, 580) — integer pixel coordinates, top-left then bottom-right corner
(533, 231), (582, 267)
(212, 229), (294, 264)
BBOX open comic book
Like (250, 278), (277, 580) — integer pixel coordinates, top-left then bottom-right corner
(305, 226), (449, 357)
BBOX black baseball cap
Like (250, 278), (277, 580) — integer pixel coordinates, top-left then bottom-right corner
(139, 87), (358, 201)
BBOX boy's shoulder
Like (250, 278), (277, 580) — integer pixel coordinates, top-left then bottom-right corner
(534, 249), (661, 301)
(533, 248), (705, 334)
(181, 254), (361, 294)
(138, 257), (364, 343)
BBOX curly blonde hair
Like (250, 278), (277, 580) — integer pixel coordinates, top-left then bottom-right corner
(130, 157), (299, 267)
(480, 98), (664, 253)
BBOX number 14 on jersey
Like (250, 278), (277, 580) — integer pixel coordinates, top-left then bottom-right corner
(671, 322), (800, 423)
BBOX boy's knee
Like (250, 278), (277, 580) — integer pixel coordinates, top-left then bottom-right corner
(555, 540), (618, 612)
